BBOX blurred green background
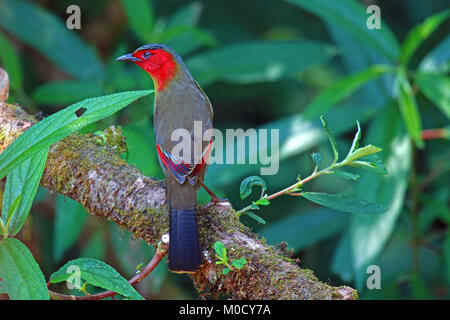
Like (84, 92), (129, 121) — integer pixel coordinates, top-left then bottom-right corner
(0, 0), (449, 299)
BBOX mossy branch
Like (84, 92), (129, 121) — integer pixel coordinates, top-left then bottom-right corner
(0, 97), (357, 300)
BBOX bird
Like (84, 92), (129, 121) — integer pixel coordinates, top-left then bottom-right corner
(117, 44), (217, 273)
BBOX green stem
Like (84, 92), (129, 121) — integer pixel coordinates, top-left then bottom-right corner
(236, 160), (350, 216)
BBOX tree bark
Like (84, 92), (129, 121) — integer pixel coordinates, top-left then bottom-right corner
(0, 71), (357, 299)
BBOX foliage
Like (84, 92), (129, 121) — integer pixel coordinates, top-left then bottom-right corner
(0, 0), (448, 300)
(214, 241), (247, 275)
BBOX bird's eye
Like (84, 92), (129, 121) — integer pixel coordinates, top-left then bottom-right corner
(143, 51), (152, 59)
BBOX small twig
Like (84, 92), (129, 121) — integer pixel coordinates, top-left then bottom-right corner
(48, 249), (167, 300)
(422, 128), (446, 140)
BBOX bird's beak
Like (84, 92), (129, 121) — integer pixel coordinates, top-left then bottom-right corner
(116, 53), (141, 62)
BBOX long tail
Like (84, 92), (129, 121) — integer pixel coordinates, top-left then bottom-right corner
(167, 180), (202, 273)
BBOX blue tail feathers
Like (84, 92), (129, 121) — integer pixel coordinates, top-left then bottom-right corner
(168, 206), (202, 272)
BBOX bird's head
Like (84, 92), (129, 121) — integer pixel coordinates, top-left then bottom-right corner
(117, 44), (179, 92)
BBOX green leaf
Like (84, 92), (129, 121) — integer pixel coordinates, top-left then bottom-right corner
(285, 0), (400, 61)
(261, 209), (347, 251)
(0, 31), (23, 91)
(32, 80), (104, 106)
(0, 238), (49, 300)
(350, 158), (388, 175)
(214, 241), (226, 260)
(311, 152), (322, 168)
(187, 41), (336, 86)
(1, 149), (48, 236)
(347, 121), (361, 156)
(327, 24), (393, 108)
(167, 2), (203, 28)
(303, 65), (392, 119)
(0, 90), (152, 179)
(245, 212), (266, 225)
(222, 268), (230, 275)
(120, 0), (155, 43)
(5, 194), (21, 230)
(49, 258), (143, 300)
(395, 70), (424, 148)
(231, 259), (246, 269)
(320, 116), (339, 162)
(163, 26), (218, 56)
(346, 144), (383, 163)
(0, 0), (104, 80)
(400, 9), (450, 65)
(415, 72), (450, 119)
(333, 170), (360, 180)
(418, 34), (450, 73)
(239, 176), (267, 200)
(54, 195), (87, 261)
(253, 197), (270, 206)
(302, 192), (386, 214)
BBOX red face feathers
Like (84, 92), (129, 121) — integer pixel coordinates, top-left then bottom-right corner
(117, 45), (178, 92)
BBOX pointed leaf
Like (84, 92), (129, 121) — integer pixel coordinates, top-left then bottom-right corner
(320, 116), (339, 162)
(396, 70), (424, 148)
(214, 241), (226, 260)
(303, 65), (392, 119)
(120, 0), (155, 43)
(346, 144), (383, 162)
(167, 2), (203, 28)
(0, 90), (152, 179)
(49, 258), (143, 300)
(1, 149), (48, 236)
(400, 9), (450, 65)
(333, 170), (360, 180)
(302, 192), (386, 214)
(350, 158), (388, 175)
(0, 238), (49, 300)
(285, 0), (400, 61)
(245, 212), (266, 225)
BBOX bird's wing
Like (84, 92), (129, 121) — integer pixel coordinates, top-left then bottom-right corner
(156, 138), (213, 185)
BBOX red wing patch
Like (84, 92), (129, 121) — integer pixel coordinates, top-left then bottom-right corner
(156, 139), (213, 185)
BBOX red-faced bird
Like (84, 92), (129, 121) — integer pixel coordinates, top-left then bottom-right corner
(117, 44), (216, 273)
